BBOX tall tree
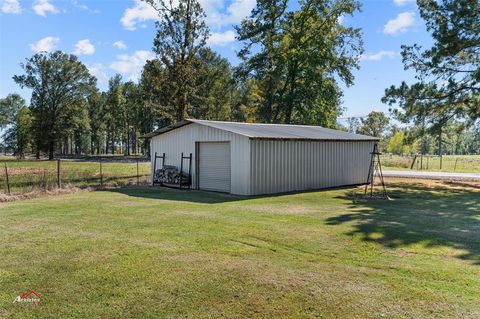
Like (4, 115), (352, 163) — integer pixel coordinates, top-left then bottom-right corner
(387, 131), (404, 155)
(383, 0), (480, 135)
(278, 0), (362, 126)
(358, 111), (390, 138)
(191, 48), (237, 121)
(87, 89), (107, 154)
(9, 107), (34, 158)
(237, 0), (363, 126)
(144, 0), (210, 121)
(345, 117), (361, 133)
(0, 93), (26, 154)
(0, 93), (25, 128)
(236, 0), (288, 123)
(123, 81), (152, 155)
(141, 59), (176, 127)
(104, 75), (126, 154)
(13, 51), (96, 159)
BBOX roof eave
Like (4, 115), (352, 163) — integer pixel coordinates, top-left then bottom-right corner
(140, 120), (193, 139)
(249, 137), (380, 142)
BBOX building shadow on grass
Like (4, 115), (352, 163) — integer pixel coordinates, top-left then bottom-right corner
(111, 186), (249, 204)
(111, 184), (368, 204)
(326, 183), (480, 264)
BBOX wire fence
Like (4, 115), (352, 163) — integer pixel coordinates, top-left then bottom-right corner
(382, 154), (480, 173)
(0, 158), (151, 196)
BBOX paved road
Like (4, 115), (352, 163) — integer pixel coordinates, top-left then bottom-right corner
(383, 170), (480, 180)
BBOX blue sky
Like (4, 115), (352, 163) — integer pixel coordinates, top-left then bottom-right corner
(0, 0), (433, 119)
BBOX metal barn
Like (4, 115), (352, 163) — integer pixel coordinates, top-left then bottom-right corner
(144, 119), (379, 195)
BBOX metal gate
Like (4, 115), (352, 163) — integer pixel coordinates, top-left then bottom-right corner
(198, 142), (231, 193)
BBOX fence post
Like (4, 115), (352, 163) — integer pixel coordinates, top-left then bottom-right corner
(100, 159), (103, 186)
(4, 162), (10, 196)
(57, 159), (61, 188)
(43, 169), (47, 191)
(454, 158), (458, 171)
(440, 155), (443, 170)
(410, 155), (417, 170)
(136, 159), (139, 186)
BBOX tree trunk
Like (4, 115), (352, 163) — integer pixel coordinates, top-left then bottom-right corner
(48, 140), (54, 160)
(111, 135), (115, 155)
(132, 130), (137, 155)
(105, 132), (109, 154)
(284, 63), (298, 124)
(126, 128), (130, 156)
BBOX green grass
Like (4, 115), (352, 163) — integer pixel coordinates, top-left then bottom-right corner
(0, 160), (150, 194)
(0, 181), (479, 318)
(382, 154), (480, 173)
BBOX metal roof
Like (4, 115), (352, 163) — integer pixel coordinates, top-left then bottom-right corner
(142, 119), (379, 141)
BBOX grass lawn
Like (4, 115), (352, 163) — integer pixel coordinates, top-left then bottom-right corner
(0, 180), (479, 318)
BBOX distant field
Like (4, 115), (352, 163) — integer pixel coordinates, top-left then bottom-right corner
(0, 179), (479, 318)
(382, 154), (480, 173)
(0, 158), (150, 194)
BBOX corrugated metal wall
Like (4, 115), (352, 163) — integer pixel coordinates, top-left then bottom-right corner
(150, 123), (251, 195)
(249, 140), (375, 195)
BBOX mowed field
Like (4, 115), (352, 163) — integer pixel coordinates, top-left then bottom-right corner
(0, 179), (479, 318)
(0, 158), (150, 194)
(382, 154), (480, 173)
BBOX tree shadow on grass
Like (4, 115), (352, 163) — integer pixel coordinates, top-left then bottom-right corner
(326, 183), (480, 264)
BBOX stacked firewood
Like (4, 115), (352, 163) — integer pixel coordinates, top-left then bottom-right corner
(154, 165), (189, 185)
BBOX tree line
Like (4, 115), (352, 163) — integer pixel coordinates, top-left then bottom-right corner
(0, 0), (478, 159)
(341, 111), (480, 155)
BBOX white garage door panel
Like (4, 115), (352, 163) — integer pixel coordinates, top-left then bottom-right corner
(199, 142), (231, 192)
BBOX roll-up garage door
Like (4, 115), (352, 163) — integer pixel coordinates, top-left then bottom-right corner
(199, 142), (231, 192)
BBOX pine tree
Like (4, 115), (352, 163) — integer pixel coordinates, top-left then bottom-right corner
(144, 0), (210, 121)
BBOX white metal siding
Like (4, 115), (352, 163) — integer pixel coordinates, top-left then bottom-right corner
(250, 140), (375, 195)
(150, 123), (250, 195)
(150, 122), (375, 196)
(199, 142), (231, 192)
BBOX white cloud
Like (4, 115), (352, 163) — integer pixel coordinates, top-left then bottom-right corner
(360, 50), (397, 61)
(121, 0), (158, 31)
(393, 0), (416, 6)
(71, 0), (99, 13)
(201, 0), (255, 27)
(29, 36), (59, 52)
(337, 15), (345, 25)
(113, 40), (127, 50)
(33, 0), (59, 16)
(220, 0), (255, 25)
(383, 11), (415, 35)
(110, 50), (155, 81)
(120, 0), (255, 30)
(1, 0), (22, 14)
(87, 63), (109, 84)
(73, 39), (95, 55)
(207, 30), (236, 46)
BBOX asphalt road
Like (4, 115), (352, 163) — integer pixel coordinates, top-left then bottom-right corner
(383, 170), (480, 181)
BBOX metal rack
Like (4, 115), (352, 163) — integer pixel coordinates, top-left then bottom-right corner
(152, 152), (192, 189)
(152, 152), (165, 186)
